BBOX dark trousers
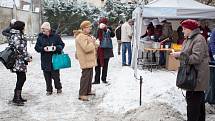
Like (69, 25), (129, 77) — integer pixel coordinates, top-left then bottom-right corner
(15, 72), (26, 91)
(94, 58), (109, 83)
(79, 68), (93, 96)
(43, 70), (62, 92)
(186, 91), (205, 121)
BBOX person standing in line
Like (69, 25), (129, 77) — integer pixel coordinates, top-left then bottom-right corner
(2, 19), (16, 38)
(115, 20), (123, 55)
(209, 28), (215, 61)
(9, 21), (32, 106)
(35, 22), (65, 96)
(92, 17), (115, 84)
(74, 21), (99, 101)
(171, 19), (209, 121)
(121, 18), (133, 66)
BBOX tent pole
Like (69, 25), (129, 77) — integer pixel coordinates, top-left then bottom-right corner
(140, 76), (143, 106)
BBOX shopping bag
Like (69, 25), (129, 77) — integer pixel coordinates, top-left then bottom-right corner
(52, 53), (71, 70)
(100, 31), (113, 49)
(0, 47), (17, 69)
(176, 64), (197, 90)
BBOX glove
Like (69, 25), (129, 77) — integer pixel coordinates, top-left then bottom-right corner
(213, 55), (215, 60)
(95, 39), (100, 48)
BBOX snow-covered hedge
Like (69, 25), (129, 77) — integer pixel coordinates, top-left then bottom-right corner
(43, 0), (136, 35)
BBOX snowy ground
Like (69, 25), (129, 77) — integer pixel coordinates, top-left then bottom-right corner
(0, 36), (215, 121)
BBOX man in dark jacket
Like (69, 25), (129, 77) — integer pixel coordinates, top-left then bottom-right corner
(115, 20), (123, 55)
(34, 22), (65, 95)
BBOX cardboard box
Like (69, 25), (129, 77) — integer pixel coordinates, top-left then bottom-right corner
(166, 53), (180, 71)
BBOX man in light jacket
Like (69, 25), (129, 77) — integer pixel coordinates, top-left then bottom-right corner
(121, 19), (133, 66)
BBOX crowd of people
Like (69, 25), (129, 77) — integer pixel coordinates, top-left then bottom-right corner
(0, 17), (134, 104)
(2, 17), (215, 121)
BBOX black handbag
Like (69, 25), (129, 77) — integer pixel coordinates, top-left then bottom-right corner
(176, 63), (198, 90)
(0, 47), (17, 69)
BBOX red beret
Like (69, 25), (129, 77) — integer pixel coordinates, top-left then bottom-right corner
(181, 19), (199, 30)
(99, 17), (108, 24)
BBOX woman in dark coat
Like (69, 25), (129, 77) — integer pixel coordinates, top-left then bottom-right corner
(35, 22), (65, 95)
(92, 17), (115, 84)
(9, 21), (32, 106)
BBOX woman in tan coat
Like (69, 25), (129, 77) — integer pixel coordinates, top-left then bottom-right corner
(74, 21), (99, 101)
(171, 19), (209, 121)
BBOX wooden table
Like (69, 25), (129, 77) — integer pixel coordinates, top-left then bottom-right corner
(144, 48), (173, 52)
(142, 48), (173, 72)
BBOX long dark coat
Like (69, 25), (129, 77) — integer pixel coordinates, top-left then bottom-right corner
(34, 30), (65, 71)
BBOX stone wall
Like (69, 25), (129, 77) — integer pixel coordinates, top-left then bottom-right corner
(0, 6), (40, 43)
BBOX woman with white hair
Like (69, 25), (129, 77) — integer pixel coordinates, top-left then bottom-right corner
(35, 22), (65, 96)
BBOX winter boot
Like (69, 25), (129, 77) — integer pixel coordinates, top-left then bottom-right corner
(12, 90), (24, 106)
(57, 89), (62, 94)
(19, 90), (27, 102)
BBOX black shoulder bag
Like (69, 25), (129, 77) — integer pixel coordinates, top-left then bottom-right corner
(0, 46), (17, 69)
(176, 60), (197, 90)
(176, 35), (198, 90)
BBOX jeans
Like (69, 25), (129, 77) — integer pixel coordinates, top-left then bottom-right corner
(122, 42), (132, 65)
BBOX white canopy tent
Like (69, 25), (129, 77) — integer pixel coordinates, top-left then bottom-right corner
(143, 0), (215, 19)
(131, 0), (215, 71)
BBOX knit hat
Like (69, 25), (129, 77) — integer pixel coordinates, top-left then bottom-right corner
(99, 17), (108, 24)
(181, 19), (199, 30)
(41, 22), (51, 30)
(80, 21), (92, 29)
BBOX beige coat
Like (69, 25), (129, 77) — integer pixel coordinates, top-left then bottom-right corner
(75, 30), (98, 69)
(121, 22), (132, 42)
(180, 29), (209, 91)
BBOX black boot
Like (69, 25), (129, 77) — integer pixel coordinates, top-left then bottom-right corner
(19, 90), (27, 102)
(12, 90), (24, 106)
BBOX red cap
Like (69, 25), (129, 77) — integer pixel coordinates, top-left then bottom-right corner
(181, 19), (199, 30)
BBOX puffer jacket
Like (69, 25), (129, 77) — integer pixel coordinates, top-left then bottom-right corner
(74, 30), (98, 69)
(180, 28), (209, 91)
(9, 29), (31, 72)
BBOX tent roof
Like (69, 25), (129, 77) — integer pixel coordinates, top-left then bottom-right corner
(142, 0), (215, 19)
